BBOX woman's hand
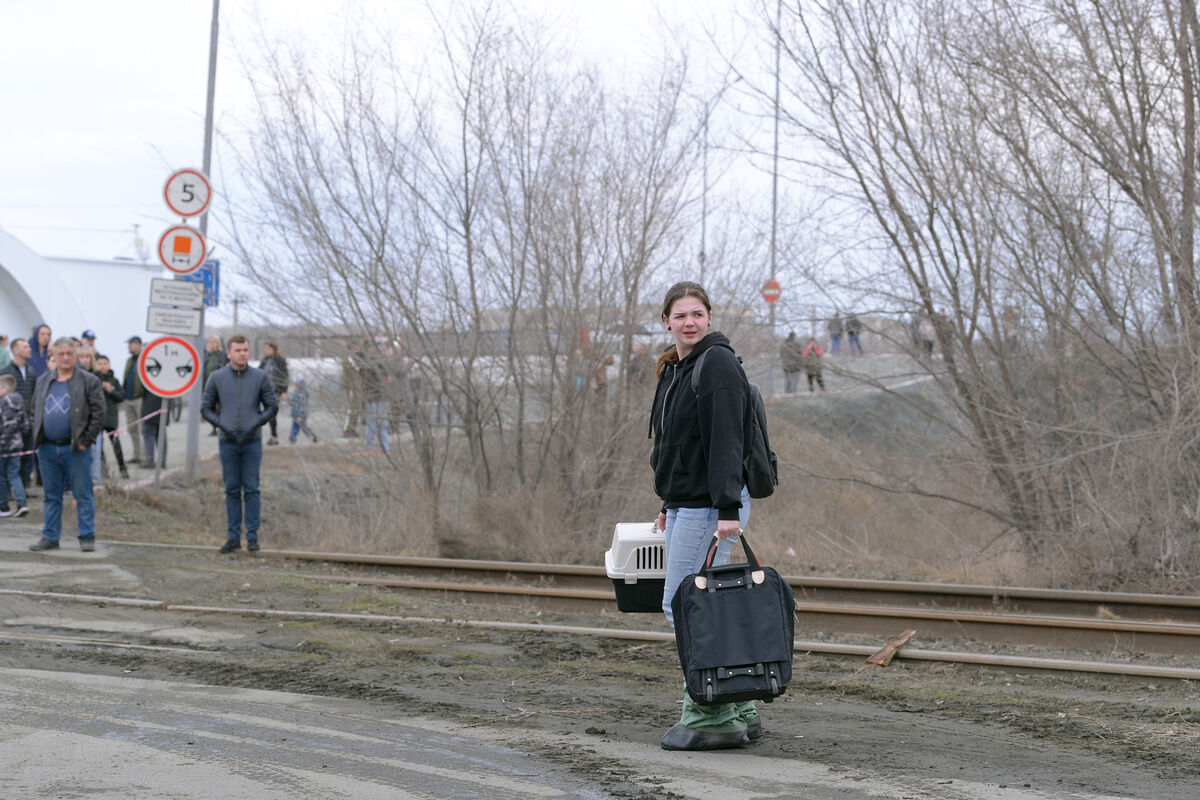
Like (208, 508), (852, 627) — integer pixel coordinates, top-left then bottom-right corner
(715, 519), (742, 540)
(657, 512), (666, 532)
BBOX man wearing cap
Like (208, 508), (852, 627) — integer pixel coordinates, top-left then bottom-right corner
(28, 338), (105, 552)
(121, 336), (146, 464)
(80, 329), (96, 350)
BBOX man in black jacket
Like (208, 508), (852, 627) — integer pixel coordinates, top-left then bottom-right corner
(28, 338), (105, 552)
(201, 334), (278, 554)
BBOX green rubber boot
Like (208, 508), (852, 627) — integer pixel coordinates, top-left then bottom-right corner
(735, 700), (762, 740)
(661, 693), (748, 751)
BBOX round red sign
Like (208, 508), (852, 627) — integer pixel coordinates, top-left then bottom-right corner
(138, 336), (200, 398)
(164, 168), (213, 218)
(761, 279), (782, 304)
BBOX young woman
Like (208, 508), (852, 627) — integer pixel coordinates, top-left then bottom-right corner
(649, 281), (757, 751)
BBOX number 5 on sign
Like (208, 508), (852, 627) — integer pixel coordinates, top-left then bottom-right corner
(164, 168), (212, 218)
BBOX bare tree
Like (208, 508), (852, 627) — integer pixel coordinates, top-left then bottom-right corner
(761, 0), (1200, 588)
(225, 4), (712, 556)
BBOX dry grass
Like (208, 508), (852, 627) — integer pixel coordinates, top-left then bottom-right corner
(96, 412), (1035, 587)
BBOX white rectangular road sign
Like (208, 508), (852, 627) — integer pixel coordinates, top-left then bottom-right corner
(150, 277), (206, 309)
(147, 305), (202, 337)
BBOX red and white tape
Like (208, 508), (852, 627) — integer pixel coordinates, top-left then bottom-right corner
(0, 408), (166, 458)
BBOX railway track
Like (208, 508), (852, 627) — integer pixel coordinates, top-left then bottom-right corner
(4, 586), (1199, 683)
(108, 541), (1200, 659)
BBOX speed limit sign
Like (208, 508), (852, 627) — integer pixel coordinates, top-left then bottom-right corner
(164, 168), (212, 218)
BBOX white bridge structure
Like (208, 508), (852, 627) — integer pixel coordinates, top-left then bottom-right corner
(0, 228), (162, 350)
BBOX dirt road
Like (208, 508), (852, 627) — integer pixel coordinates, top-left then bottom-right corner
(1, 528), (1197, 798)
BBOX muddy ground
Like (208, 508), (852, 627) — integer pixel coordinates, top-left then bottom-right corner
(2, 447), (1199, 798)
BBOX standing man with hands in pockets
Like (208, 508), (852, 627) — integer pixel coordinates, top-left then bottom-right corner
(202, 335), (278, 554)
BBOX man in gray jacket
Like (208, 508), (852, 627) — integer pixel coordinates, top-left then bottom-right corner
(28, 338), (106, 552)
(201, 334), (278, 553)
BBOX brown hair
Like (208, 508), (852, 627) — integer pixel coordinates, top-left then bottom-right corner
(227, 334), (249, 347)
(656, 281), (713, 378)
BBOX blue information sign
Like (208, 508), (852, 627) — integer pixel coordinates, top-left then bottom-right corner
(180, 259), (219, 307)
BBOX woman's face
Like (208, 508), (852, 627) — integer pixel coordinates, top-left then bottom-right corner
(664, 295), (711, 355)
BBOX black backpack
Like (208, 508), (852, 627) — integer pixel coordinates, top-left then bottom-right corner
(691, 349), (779, 499)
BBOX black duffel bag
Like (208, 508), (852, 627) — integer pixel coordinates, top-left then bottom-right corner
(671, 534), (795, 705)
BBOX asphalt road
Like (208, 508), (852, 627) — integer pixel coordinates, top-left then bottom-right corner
(0, 667), (617, 800)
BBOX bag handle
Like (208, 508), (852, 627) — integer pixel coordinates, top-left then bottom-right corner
(703, 532), (763, 570)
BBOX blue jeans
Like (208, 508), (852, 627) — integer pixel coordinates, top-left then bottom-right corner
(289, 417), (316, 443)
(661, 486), (751, 627)
(37, 443), (94, 542)
(143, 422), (166, 466)
(0, 451), (26, 507)
(365, 401), (390, 453)
(848, 331), (863, 355)
(829, 335), (842, 355)
(218, 438), (263, 543)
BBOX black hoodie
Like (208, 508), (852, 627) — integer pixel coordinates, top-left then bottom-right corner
(649, 331), (749, 520)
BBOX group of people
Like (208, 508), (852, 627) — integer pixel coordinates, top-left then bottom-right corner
(777, 315), (870, 395)
(826, 315), (865, 357)
(339, 338), (415, 455)
(912, 309), (955, 360)
(0, 325), (316, 555)
(0, 328), (115, 550)
(779, 332), (827, 394)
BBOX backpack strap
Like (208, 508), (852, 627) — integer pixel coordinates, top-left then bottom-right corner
(690, 347), (744, 394)
(690, 349), (710, 394)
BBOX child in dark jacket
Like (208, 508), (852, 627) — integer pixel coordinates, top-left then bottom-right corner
(0, 374), (30, 516)
(287, 378), (319, 444)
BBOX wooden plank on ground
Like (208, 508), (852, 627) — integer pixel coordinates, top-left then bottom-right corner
(865, 629), (917, 666)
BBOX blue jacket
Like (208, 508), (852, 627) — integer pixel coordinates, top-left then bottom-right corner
(201, 364), (278, 445)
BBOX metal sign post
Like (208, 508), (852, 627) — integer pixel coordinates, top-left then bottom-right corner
(185, 0), (220, 484)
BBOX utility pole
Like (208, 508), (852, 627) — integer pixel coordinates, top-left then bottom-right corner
(768, 0), (782, 395)
(184, 0), (220, 482)
(700, 100), (709, 275)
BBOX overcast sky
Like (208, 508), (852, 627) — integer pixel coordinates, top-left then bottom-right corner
(0, 1), (765, 324)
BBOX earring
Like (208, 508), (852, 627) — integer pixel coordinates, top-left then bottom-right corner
(666, 326), (672, 331)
